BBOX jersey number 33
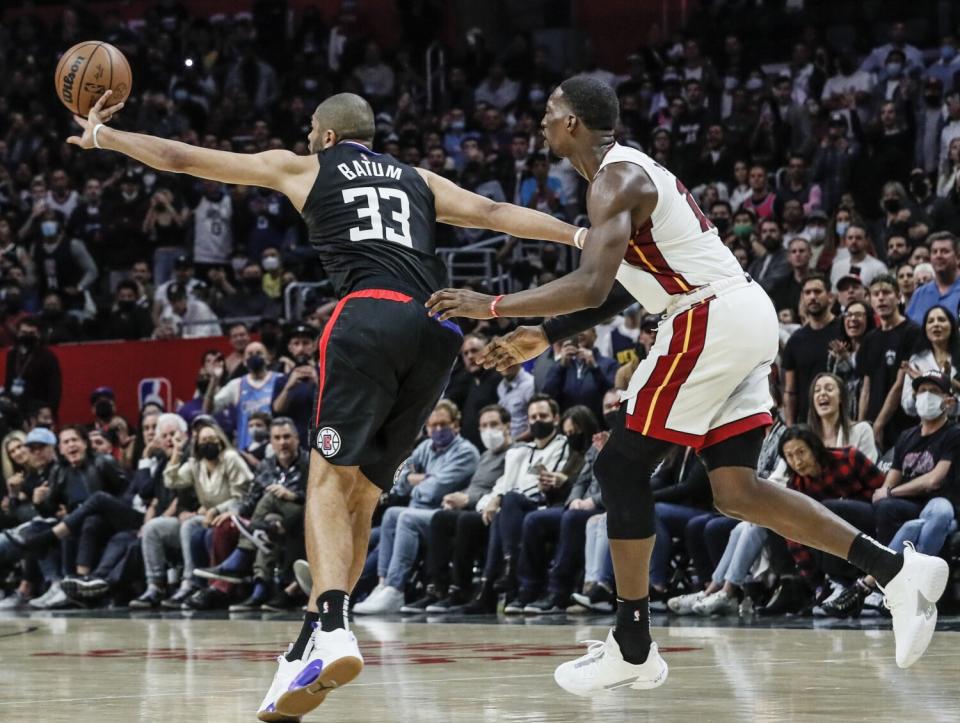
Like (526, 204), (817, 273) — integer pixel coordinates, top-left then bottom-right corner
(342, 186), (413, 247)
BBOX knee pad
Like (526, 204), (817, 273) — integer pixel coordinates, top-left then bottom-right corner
(594, 441), (657, 540)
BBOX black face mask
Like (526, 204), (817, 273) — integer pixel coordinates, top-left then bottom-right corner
(246, 355), (266, 373)
(94, 400), (114, 420)
(882, 198), (902, 214)
(243, 277), (262, 290)
(17, 334), (38, 350)
(117, 300), (136, 312)
(566, 431), (588, 452)
(196, 376), (210, 394)
(530, 420), (556, 440)
(603, 411), (619, 429)
(712, 216), (730, 234)
(197, 442), (221, 460)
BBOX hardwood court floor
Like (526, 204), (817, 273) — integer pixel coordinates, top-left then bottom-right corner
(1, 613), (958, 722)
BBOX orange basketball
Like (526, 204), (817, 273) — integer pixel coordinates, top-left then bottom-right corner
(54, 41), (132, 117)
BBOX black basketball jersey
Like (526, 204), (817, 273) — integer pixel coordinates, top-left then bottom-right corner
(300, 142), (448, 299)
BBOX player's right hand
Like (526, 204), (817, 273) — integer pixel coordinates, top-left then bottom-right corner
(480, 325), (549, 372)
(67, 89), (125, 149)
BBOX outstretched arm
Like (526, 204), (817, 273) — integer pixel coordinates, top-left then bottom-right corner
(67, 91), (317, 210)
(417, 168), (579, 245)
(426, 163), (652, 319)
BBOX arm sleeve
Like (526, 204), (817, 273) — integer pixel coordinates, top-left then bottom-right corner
(542, 281), (636, 344)
(218, 453), (254, 513)
(163, 460), (195, 489)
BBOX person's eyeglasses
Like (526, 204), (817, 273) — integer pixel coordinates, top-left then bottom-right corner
(844, 311), (867, 320)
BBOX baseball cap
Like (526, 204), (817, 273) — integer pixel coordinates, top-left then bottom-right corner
(90, 386), (115, 403)
(174, 254), (193, 269)
(807, 209), (828, 222)
(912, 370), (952, 394)
(25, 427), (57, 446)
(828, 111), (848, 127)
(285, 322), (317, 341)
(836, 273), (863, 290)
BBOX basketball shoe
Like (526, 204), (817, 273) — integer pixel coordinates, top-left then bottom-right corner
(554, 629), (668, 697)
(272, 627), (364, 717)
(878, 542), (949, 668)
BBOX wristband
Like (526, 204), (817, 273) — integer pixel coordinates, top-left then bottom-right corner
(489, 294), (505, 318)
(92, 123), (105, 149)
(573, 227), (588, 249)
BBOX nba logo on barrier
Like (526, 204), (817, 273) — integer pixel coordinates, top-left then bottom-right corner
(317, 427), (341, 457)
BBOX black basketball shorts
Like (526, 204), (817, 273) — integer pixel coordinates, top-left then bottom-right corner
(309, 288), (462, 490)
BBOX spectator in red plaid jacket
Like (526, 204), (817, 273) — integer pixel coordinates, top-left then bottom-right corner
(779, 426), (885, 588)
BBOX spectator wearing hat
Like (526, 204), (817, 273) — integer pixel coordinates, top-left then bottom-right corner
(98, 280), (154, 340)
(4, 316), (61, 416)
(29, 207), (98, 313)
(905, 232), (960, 323)
(158, 282), (221, 339)
(153, 254), (204, 322)
(829, 224), (887, 289)
(813, 112), (859, 212)
(272, 324), (319, 445)
(835, 273), (868, 313)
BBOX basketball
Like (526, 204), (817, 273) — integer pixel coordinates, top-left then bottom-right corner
(54, 41), (132, 117)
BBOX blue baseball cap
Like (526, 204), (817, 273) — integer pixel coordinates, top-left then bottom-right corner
(25, 427), (57, 446)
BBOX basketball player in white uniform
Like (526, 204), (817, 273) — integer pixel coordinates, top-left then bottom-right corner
(428, 76), (948, 695)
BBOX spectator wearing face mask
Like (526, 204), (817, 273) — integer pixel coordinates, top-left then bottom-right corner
(260, 247), (284, 299)
(272, 324), (319, 445)
(29, 208), (98, 312)
(98, 280), (154, 340)
(101, 170), (148, 276)
(207, 341), (279, 452)
(219, 261), (279, 319)
(4, 316), (61, 415)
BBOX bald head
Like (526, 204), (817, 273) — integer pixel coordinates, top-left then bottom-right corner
(310, 93), (376, 152)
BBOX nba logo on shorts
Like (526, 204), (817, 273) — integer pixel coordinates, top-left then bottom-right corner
(317, 427), (341, 458)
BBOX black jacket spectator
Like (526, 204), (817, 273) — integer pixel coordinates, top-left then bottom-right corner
(4, 321), (62, 415)
(238, 449), (309, 517)
(36, 453), (128, 515)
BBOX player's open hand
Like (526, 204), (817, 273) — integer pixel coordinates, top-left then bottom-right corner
(479, 325), (549, 372)
(425, 288), (495, 321)
(67, 89), (125, 149)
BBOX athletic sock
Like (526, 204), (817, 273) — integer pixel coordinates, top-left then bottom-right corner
(846, 533), (903, 587)
(219, 547), (253, 573)
(613, 596), (652, 665)
(286, 611), (319, 662)
(317, 589), (349, 632)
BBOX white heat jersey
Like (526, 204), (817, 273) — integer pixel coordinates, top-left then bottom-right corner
(593, 144), (743, 313)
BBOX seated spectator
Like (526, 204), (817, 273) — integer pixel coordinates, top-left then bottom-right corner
(496, 363), (535, 440)
(158, 282), (221, 338)
(195, 417), (308, 611)
(271, 323), (319, 445)
(404, 405), (512, 614)
(827, 371), (960, 616)
(906, 232), (960, 323)
(518, 153), (565, 218)
(98, 280), (154, 340)
(741, 164), (776, 219)
(772, 426), (885, 615)
(131, 420), (252, 609)
(542, 328), (617, 421)
(0, 431), (30, 529)
(39, 291), (83, 343)
(899, 305), (960, 417)
(353, 400), (479, 614)
(207, 341), (279, 452)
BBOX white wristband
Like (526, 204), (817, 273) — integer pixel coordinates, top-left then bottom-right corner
(574, 227), (588, 249)
(92, 123), (105, 149)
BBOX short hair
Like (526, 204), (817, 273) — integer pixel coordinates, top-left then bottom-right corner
(802, 271), (831, 292)
(787, 236), (811, 249)
(270, 416), (298, 431)
(157, 412), (188, 434)
(927, 230), (959, 253)
(479, 404), (510, 425)
(558, 75), (620, 131)
(528, 393), (559, 417)
(249, 411), (272, 425)
(869, 273), (899, 291)
(313, 93), (376, 144)
(116, 280), (138, 295)
(433, 399), (461, 423)
(710, 200), (732, 215)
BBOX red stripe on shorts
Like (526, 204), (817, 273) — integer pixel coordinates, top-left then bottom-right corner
(314, 289), (412, 427)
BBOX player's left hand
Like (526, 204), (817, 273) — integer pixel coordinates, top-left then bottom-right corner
(425, 288), (495, 321)
(67, 89), (125, 149)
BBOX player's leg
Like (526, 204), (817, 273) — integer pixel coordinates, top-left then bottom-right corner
(701, 432), (949, 668)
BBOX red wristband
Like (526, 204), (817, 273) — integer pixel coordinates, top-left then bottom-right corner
(489, 294), (505, 318)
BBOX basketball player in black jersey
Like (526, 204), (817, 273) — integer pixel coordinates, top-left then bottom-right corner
(68, 91), (579, 720)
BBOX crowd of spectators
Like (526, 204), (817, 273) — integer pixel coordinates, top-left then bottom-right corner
(1, 3), (960, 618)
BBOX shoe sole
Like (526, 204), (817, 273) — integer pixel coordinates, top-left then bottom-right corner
(193, 569), (246, 584)
(275, 656), (364, 717)
(257, 711), (300, 723)
(554, 658), (669, 697)
(293, 560), (312, 596)
(231, 515), (275, 556)
(424, 605), (451, 614)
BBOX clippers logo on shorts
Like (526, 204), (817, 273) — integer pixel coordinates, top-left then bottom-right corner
(317, 427), (341, 457)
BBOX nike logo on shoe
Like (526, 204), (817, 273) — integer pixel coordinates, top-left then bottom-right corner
(917, 591), (936, 621)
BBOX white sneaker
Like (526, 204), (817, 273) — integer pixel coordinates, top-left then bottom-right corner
(554, 629), (667, 697)
(667, 591), (705, 615)
(293, 559), (312, 596)
(257, 651), (304, 722)
(862, 590), (884, 616)
(0, 591), (30, 609)
(29, 581), (69, 609)
(879, 542), (949, 668)
(692, 590), (738, 616)
(352, 585), (403, 615)
(275, 628), (364, 718)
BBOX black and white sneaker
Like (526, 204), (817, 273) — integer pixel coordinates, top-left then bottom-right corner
(401, 590), (439, 614)
(571, 583), (616, 613)
(504, 589), (538, 615)
(425, 588), (468, 613)
(60, 575), (110, 600)
(523, 593), (568, 615)
(818, 580), (868, 619)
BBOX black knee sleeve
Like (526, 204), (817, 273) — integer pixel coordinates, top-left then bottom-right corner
(594, 432), (668, 540)
(699, 427), (765, 471)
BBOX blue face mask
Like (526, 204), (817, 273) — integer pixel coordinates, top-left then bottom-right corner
(40, 220), (59, 238)
(431, 427), (455, 449)
(885, 62), (903, 77)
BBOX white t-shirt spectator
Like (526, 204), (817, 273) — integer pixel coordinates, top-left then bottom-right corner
(159, 298), (221, 338)
(821, 71), (875, 101)
(153, 278), (205, 306)
(193, 194), (233, 264)
(46, 190), (79, 220)
(829, 254), (889, 289)
(474, 78), (520, 110)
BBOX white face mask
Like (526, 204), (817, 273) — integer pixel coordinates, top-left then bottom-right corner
(480, 428), (505, 451)
(915, 391), (945, 421)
